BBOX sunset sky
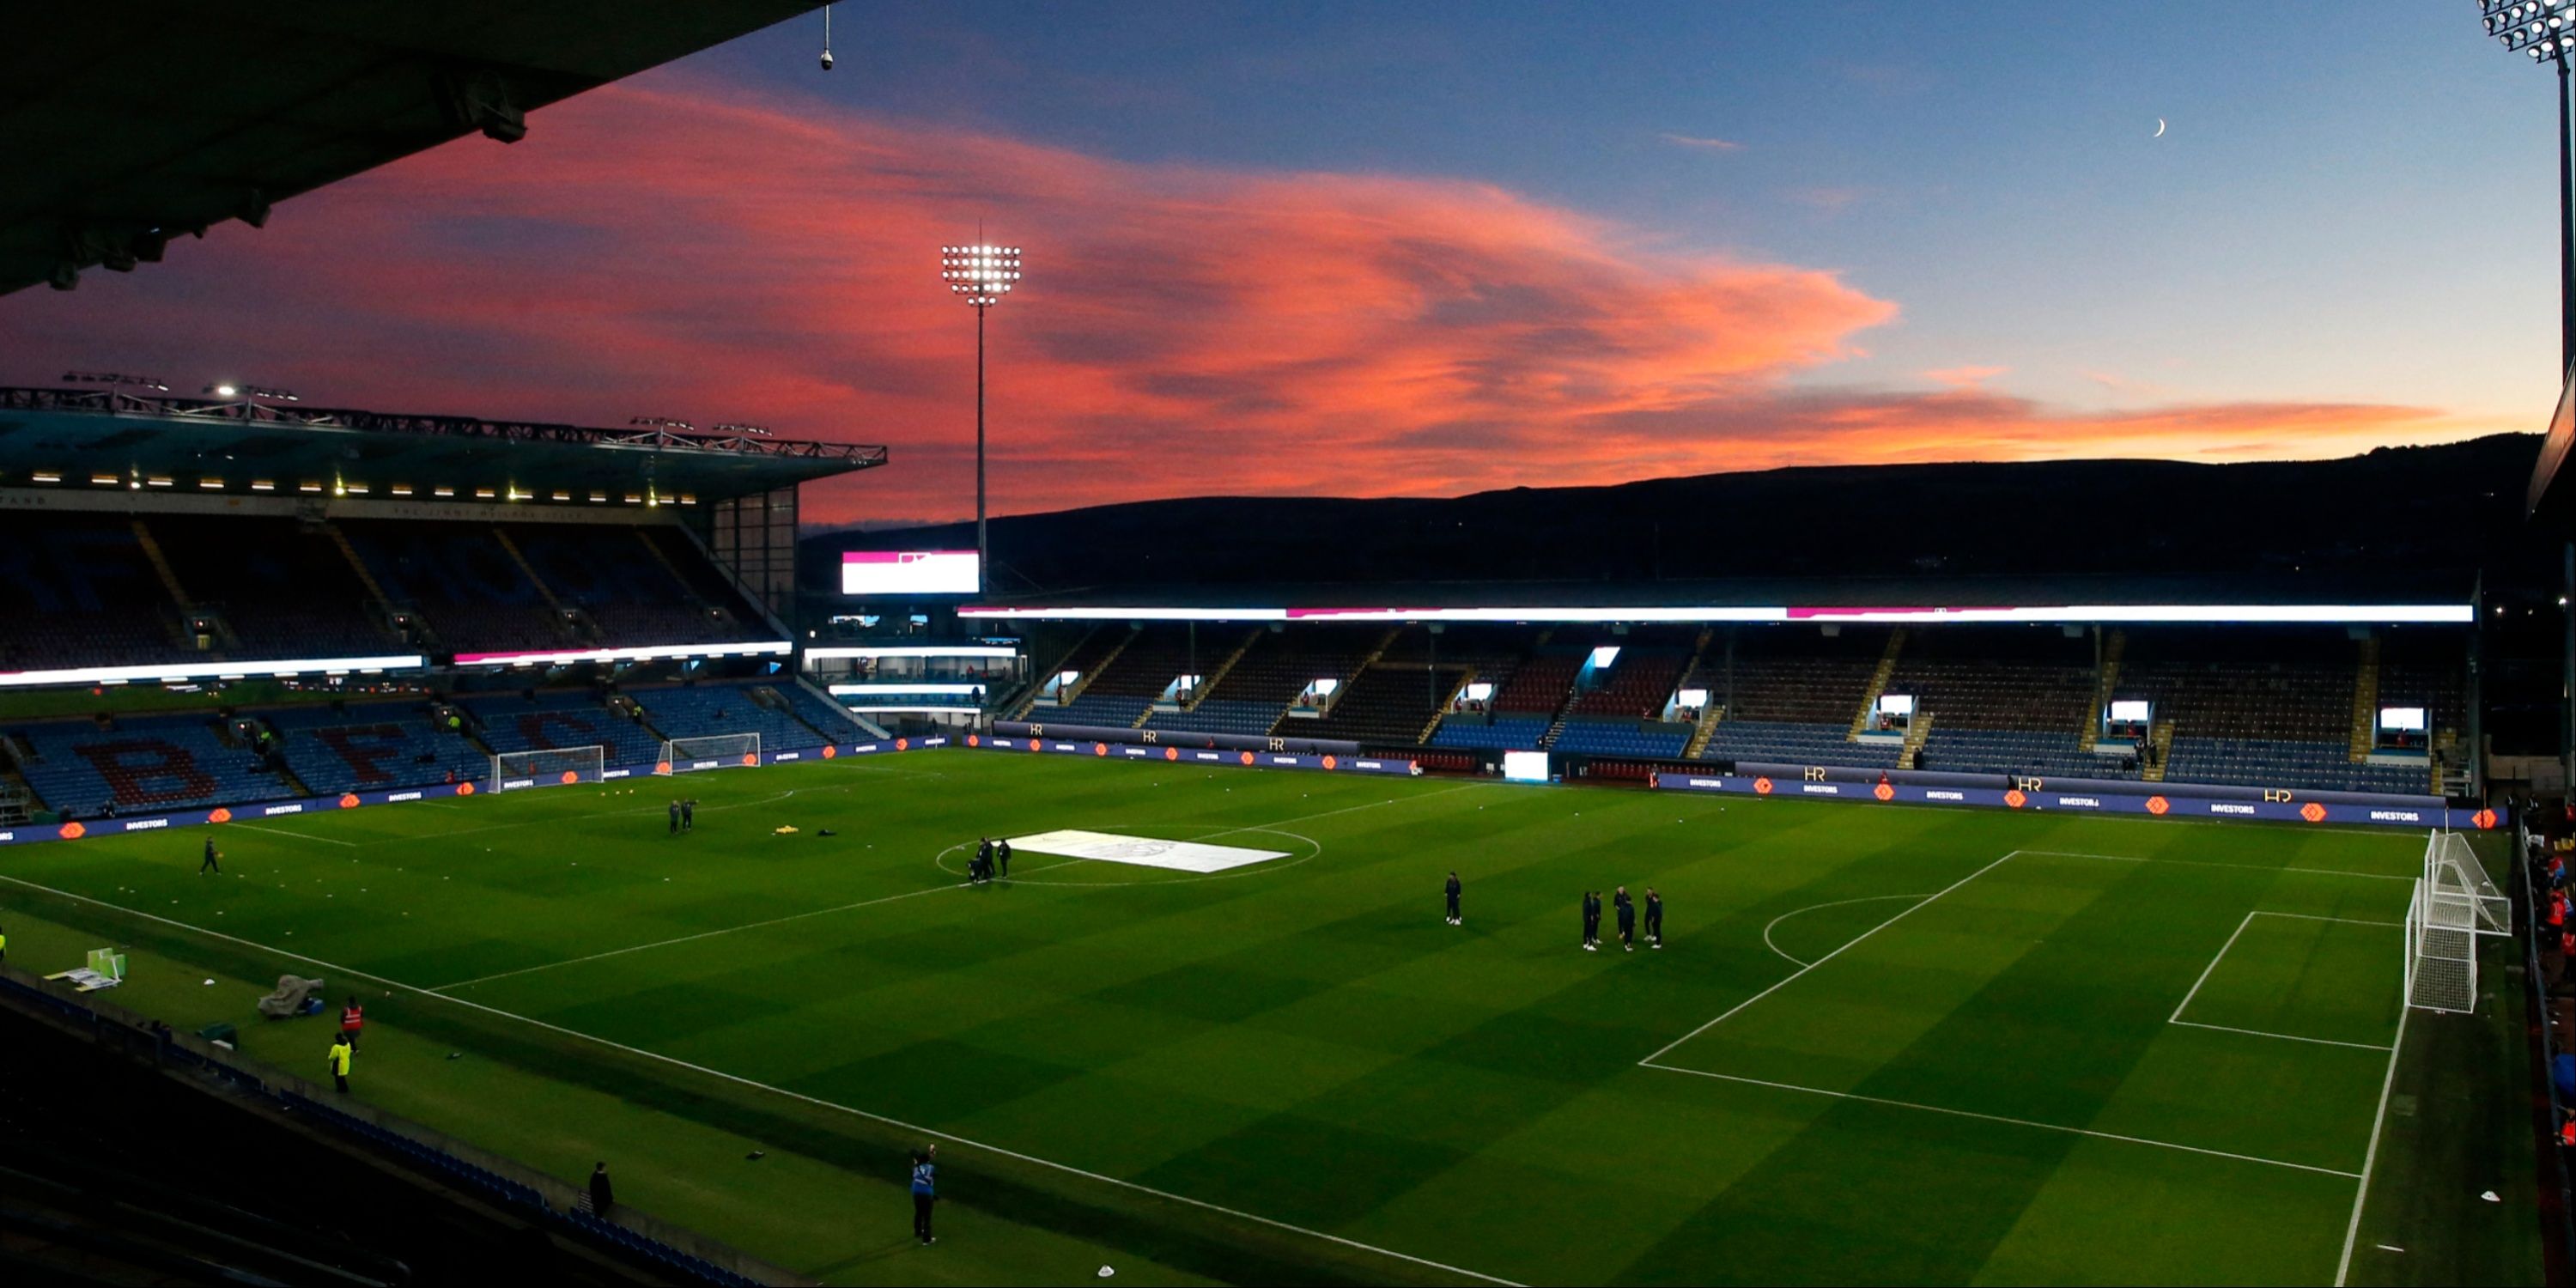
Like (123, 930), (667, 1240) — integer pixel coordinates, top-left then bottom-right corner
(0, 0), (2561, 526)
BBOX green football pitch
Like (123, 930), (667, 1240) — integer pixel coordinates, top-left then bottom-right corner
(0, 750), (2543, 1285)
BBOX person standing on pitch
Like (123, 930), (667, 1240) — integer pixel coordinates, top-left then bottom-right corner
(910, 1145), (938, 1245)
(326, 1032), (354, 1094)
(682, 799), (696, 832)
(200, 835), (222, 875)
(1614, 885), (1636, 952)
(996, 837), (1011, 879)
(340, 994), (366, 1048)
(668, 799), (682, 835)
(1582, 890), (1601, 951)
(1444, 871), (1462, 926)
(973, 837), (992, 884)
(1644, 887), (1663, 948)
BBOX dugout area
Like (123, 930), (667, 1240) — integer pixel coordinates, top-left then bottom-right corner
(0, 750), (2543, 1285)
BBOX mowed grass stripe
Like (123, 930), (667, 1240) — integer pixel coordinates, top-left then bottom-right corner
(0, 752), (2473, 1285)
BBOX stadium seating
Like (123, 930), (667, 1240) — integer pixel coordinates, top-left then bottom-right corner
(266, 702), (487, 793)
(1428, 714), (1552, 751)
(1884, 629), (2095, 733)
(1302, 664), (1468, 744)
(507, 526), (768, 646)
(149, 516), (397, 659)
(1145, 626), (1377, 736)
(0, 513), (193, 671)
(1698, 719), (1900, 769)
(1492, 648), (1582, 714)
(634, 683), (829, 752)
(341, 522), (572, 654)
(1917, 727), (2133, 780)
(463, 691), (661, 766)
(11, 715), (296, 815)
(2163, 736), (2431, 794)
(1698, 629), (1889, 725)
(1568, 647), (1689, 720)
(1551, 717), (1692, 758)
(776, 683), (878, 742)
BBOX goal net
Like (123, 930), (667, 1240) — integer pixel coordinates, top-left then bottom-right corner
(2406, 832), (2507, 1014)
(656, 733), (761, 775)
(491, 744), (604, 793)
(2424, 829), (2509, 937)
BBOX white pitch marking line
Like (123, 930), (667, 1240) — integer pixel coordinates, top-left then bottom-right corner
(1638, 849), (2023, 1067)
(2169, 911), (2257, 1024)
(227, 821), (359, 847)
(2251, 911), (2406, 928)
(1760, 893), (1934, 968)
(427, 880), (975, 993)
(2169, 1019), (2393, 1052)
(2014, 849), (2415, 882)
(0, 871), (1519, 1288)
(2337, 999), (2411, 1285)
(1637, 1061), (2361, 1180)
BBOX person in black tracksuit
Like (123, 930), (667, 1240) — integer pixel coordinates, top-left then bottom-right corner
(682, 799), (696, 832)
(910, 1146), (938, 1244)
(996, 838), (1011, 879)
(200, 836), (221, 874)
(1614, 886), (1636, 952)
(668, 800), (682, 835)
(1444, 872), (1462, 926)
(1582, 890), (1601, 951)
(1644, 887), (1663, 948)
(973, 838), (993, 884)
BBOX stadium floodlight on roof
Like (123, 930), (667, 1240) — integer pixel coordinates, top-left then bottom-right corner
(939, 242), (1026, 596)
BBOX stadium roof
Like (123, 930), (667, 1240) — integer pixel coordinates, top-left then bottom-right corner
(954, 574), (2480, 626)
(0, 386), (884, 505)
(3, 1), (821, 295)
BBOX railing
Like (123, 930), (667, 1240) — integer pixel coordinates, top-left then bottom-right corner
(2515, 833), (2576, 1284)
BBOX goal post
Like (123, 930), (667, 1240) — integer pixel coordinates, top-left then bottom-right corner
(656, 732), (761, 775)
(2424, 829), (2509, 937)
(491, 744), (605, 793)
(2405, 875), (2478, 1013)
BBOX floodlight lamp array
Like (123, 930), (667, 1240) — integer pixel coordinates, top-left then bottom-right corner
(2483, 0), (2576, 59)
(941, 245), (1022, 307)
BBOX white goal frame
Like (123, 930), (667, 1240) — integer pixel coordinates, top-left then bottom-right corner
(657, 732), (762, 775)
(491, 744), (605, 793)
(2406, 830), (2506, 1014)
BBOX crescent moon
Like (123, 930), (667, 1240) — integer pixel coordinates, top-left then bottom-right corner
(2154, 118), (2166, 138)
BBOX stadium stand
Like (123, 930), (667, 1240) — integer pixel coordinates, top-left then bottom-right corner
(0, 512), (195, 670)
(635, 683), (831, 751)
(1700, 717), (1902, 769)
(1303, 662), (1470, 744)
(508, 525), (769, 646)
(10, 715), (295, 816)
(1552, 718), (1693, 758)
(1568, 643), (1691, 720)
(342, 521), (573, 654)
(463, 690), (661, 766)
(149, 516), (398, 659)
(264, 701), (487, 794)
(1429, 714), (1553, 751)
(1146, 626), (1378, 736)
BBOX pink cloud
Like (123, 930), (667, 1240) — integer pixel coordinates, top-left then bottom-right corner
(0, 76), (2500, 523)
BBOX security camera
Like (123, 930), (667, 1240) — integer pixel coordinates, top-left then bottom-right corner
(819, 49), (834, 70)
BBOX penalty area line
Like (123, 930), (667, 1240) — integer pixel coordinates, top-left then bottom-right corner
(0, 870), (1521, 1287)
(1637, 1062), (2360, 1181)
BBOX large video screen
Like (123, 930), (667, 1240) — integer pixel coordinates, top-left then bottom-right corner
(1503, 750), (1550, 783)
(842, 550), (981, 597)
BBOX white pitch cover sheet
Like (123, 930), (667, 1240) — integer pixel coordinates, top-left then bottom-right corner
(1005, 829), (1288, 873)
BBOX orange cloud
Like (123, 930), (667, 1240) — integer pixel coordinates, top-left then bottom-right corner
(0, 76), (2502, 523)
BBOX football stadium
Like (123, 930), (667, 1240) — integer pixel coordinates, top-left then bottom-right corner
(2, 5), (2573, 1287)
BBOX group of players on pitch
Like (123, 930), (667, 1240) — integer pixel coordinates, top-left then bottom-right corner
(968, 836), (1012, 883)
(1440, 872), (1665, 950)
